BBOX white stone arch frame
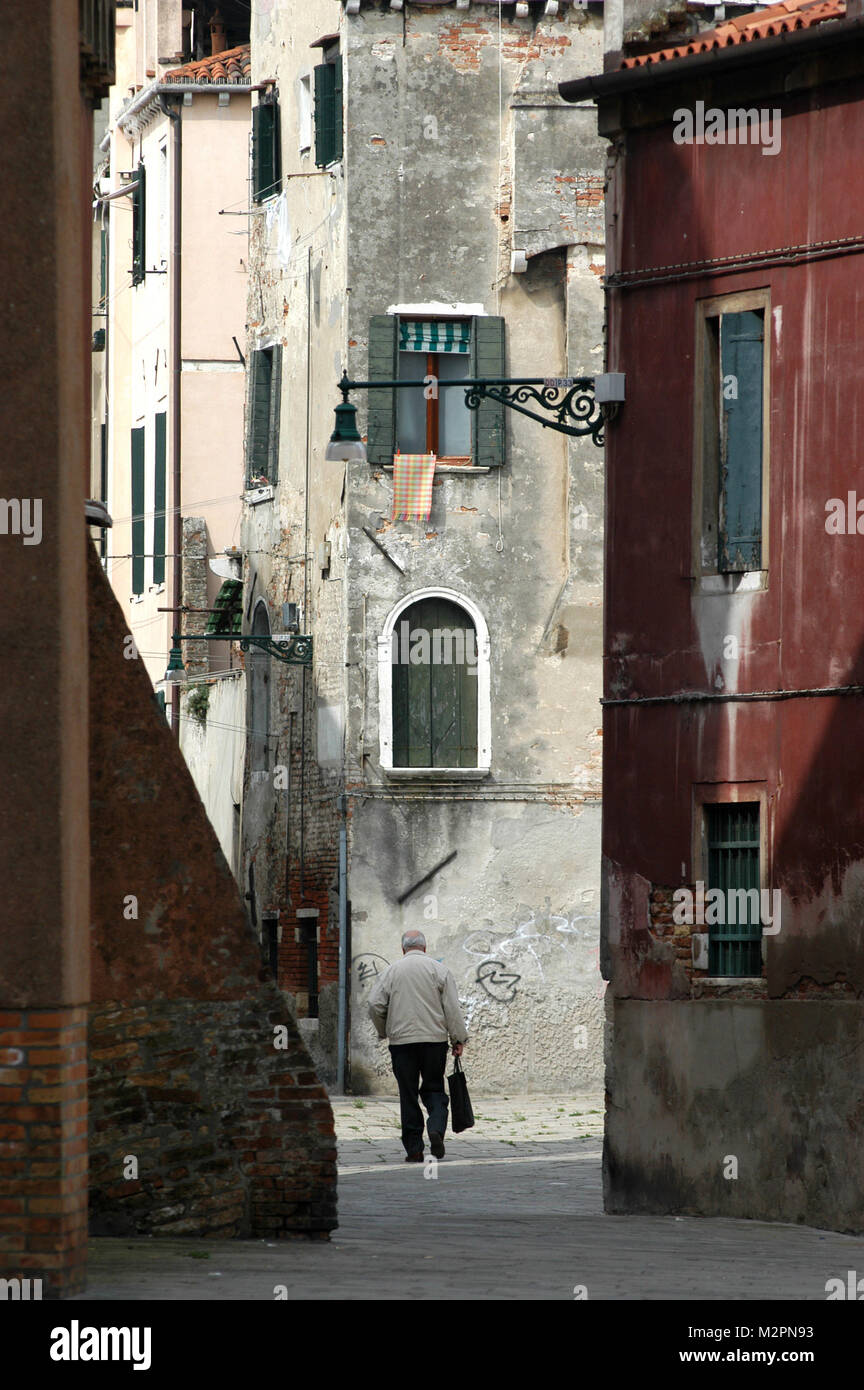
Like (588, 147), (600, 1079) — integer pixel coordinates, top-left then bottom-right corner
(377, 587), (491, 779)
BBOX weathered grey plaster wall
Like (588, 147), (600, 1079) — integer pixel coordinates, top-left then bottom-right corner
(606, 1000), (864, 1233)
(350, 796), (603, 1094)
(242, 0), (350, 983)
(343, 3), (606, 1092)
(243, 0), (608, 1090)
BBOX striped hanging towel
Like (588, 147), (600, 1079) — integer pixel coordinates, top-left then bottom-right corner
(391, 453), (437, 523)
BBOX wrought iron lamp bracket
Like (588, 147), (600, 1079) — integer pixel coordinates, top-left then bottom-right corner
(464, 378), (606, 445)
(174, 633), (313, 665)
(336, 372), (612, 446)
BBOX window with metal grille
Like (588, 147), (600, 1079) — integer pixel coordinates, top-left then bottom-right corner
(392, 597), (478, 769)
(252, 99), (281, 203)
(313, 57), (342, 169)
(705, 802), (762, 977)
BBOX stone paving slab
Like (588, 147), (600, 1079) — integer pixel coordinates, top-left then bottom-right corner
(74, 1097), (864, 1302)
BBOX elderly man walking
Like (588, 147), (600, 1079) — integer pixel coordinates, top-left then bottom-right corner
(368, 930), (468, 1162)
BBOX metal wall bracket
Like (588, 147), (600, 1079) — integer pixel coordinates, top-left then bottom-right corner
(336, 371), (624, 448)
(175, 633), (313, 665)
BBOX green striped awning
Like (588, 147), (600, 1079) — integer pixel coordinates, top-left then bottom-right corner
(399, 320), (471, 354)
(205, 579), (243, 635)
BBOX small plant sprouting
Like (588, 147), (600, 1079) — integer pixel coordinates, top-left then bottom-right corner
(186, 684), (210, 728)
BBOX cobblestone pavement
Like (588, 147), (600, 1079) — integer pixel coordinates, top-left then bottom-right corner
(77, 1094), (864, 1301)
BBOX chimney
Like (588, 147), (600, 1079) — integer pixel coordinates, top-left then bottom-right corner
(210, 9), (227, 55)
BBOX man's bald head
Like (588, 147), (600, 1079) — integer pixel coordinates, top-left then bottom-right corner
(401, 930), (426, 953)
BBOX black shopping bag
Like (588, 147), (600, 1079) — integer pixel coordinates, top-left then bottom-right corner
(447, 1055), (475, 1133)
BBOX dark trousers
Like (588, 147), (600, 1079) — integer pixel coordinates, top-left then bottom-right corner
(389, 1041), (449, 1155)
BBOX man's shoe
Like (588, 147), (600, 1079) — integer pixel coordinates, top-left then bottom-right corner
(429, 1131), (446, 1159)
(405, 1151), (424, 1163)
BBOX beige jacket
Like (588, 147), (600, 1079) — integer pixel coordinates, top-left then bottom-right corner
(368, 950), (468, 1047)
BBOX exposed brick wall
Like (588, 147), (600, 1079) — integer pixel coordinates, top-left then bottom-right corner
(437, 19), (573, 73)
(182, 515), (209, 678)
(0, 1008), (88, 1297)
(265, 661), (343, 1014)
(88, 997), (335, 1237)
(649, 884), (769, 999)
(88, 545), (337, 1239)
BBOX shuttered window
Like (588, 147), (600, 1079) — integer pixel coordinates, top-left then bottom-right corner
(698, 297), (767, 577)
(131, 162), (146, 286)
(471, 316), (506, 469)
(392, 598), (479, 768)
(706, 803), (762, 977)
(314, 60), (342, 169)
(248, 604), (271, 773)
(131, 426), (145, 596)
(719, 310), (763, 571)
(246, 345), (282, 485)
(367, 316), (506, 467)
(252, 100), (281, 203)
(153, 411), (167, 585)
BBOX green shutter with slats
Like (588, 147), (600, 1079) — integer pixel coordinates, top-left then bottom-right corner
(131, 426), (145, 595)
(267, 345), (282, 483)
(252, 101), (281, 202)
(719, 310), (763, 571)
(99, 226), (108, 305)
(132, 162), (146, 285)
(314, 61), (342, 168)
(471, 315), (506, 467)
(246, 348), (273, 483)
(392, 599), (478, 768)
(332, 59), (343, 164)
(153, 411), (166, 585)
(367, 315), (399, 467)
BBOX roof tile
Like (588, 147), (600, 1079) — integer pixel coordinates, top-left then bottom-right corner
(164, 43), (251, 86)
(621, 0), (845, 68)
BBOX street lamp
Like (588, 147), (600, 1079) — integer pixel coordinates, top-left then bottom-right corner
(325, 395), (367, 463)
(325, 369), (624, 452)
(164, 640), (185, 683)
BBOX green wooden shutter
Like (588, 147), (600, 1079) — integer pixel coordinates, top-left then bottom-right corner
(132, 162), (146, 285)
(367, 315), (399, 467)
(314, 61), (342, 168)
(153, 411), (167, 585)
(267, 345), (282, 483)
(429, 599), (478, 767)
(252, 101), (281, 202)
(99, 421), (108, 559)
(99, 225), (108, 306)
(332, 59), (343, 164)
(246, 348), (273, 483)
(719, 310), (763, 571)
(131, 426), (145, 595)
(392, 599), (478, 768)
(471, 316), (506, 467)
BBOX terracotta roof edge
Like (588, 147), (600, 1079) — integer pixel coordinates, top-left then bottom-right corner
(560, 10), (863, 102)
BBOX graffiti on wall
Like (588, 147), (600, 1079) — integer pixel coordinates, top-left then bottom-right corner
(352, 953), (390, 993)
(475, 960), (521, 1002)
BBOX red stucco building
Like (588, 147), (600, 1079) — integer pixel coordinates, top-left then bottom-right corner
(562, 0), (864, 1231)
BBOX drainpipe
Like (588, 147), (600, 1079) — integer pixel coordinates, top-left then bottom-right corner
(161, 96), (183, 734)
(337, 793), (348, 1094)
